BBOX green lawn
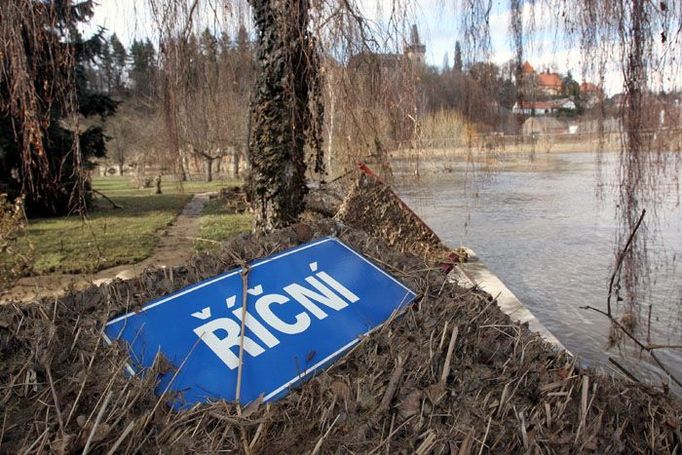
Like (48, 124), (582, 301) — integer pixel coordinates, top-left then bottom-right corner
(194, 199), (252, 252)
(24, 176), (241, 275)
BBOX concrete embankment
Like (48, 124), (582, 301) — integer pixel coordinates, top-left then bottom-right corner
(451, 249), (567, 352)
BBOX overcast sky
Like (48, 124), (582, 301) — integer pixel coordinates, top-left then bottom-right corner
(89, 0), (681, 96)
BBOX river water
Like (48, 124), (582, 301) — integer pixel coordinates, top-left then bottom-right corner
(395, 151), (682, 386)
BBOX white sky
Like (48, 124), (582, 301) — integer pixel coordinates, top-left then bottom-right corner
(89, 0), (681, 96)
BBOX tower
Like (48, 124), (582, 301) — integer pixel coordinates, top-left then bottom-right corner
(405, 24), (426, 65)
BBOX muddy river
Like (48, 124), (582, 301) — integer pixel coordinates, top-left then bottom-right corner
(395, 151), (682, 387)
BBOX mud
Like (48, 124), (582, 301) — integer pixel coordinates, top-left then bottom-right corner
(336, 171), (449, 262)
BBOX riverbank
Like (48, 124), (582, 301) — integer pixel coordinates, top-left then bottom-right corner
(391, 139), (619, 160)
(2, 171), (681, 453)
(2, 217), (681, 453)
(389, 142), (619, 177)
(455, 249), (567, 351)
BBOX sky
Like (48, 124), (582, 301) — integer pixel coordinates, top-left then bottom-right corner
(88, 0), (681, 96)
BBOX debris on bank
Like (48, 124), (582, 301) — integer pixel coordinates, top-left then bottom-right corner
(1, 175), (681, 453)
(336, 169), (446, 261)
(217, 185), (249, 214)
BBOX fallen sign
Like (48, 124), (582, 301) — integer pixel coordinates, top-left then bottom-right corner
(104, 236), (416, 408)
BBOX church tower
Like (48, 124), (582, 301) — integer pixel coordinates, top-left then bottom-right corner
(405, 24), (426, 65)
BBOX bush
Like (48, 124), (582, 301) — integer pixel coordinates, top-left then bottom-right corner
(0, 194), (33, 289)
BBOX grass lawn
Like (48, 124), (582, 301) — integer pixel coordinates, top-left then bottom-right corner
(25, 176), (240, 275)
(194, 199), (252, 252)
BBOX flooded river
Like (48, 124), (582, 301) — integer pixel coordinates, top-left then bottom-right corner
(396, 151), (682, 386)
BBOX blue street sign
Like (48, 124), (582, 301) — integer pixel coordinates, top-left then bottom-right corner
(104, 237), (416, 408)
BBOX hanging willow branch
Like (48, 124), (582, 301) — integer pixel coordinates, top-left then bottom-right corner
(582, 208), (682, 388)
(606, 208), (646, 317)
(1, 0), (116, 216)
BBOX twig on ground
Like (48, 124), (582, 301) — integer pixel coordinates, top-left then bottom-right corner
(105, 418), (137, 455)
(478, 416), (492, 455)
(44, 362), (65, 435)
(82, 390), (112, 455)
(379, 357), (406, 411)
(311, 414), (340, 455)
(440, 326), (459, 386)
(93, 189), (123, 209)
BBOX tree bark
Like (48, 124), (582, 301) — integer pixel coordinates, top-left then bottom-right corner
(247, 0), (317, 231)
(233, 147), (241, 177)
(206, 156), (213, 182)
(178, 151), (188, 182)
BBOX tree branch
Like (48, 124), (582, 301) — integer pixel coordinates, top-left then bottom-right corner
(581, 208), (682, 389)
(92, 189), (123, 209)
(607, 208), (646, 316)
(581, 305), (682, 388)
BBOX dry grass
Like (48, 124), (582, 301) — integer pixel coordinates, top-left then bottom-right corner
(1, 176), (680, 453)
(1, 219), (681, 453)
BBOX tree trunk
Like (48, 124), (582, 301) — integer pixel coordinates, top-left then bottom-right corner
(206, 157), (213, 182)
(233, 147), (241, 177)
(178, 151), (188, 182)
(247, 0), (317, 231)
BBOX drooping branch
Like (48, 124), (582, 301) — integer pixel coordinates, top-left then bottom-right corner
(582, 208), (681, 388)
(581, 304), (682, 388)
(607, 208), (647, 316)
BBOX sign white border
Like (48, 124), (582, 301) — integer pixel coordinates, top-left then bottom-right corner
(103, 236), (416, 402)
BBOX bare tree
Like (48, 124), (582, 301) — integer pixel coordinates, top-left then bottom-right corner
(184, 29), (249, 182)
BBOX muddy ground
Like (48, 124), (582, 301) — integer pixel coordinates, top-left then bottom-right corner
(1, 216), (681, 454)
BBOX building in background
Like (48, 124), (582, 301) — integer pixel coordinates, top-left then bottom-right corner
(512, 99), (576, 115)
(536, 70), (563, 97)
(518, 61), (563, 98)
(404, 24), (426, 65)
(580, 82), (603, 108)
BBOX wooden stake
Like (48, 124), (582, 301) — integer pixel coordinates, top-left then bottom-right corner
(235, 265), (250, 405)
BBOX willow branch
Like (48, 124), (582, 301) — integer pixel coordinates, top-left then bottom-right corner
(581, 305), (682, 388)
(606, 208), (646, 316)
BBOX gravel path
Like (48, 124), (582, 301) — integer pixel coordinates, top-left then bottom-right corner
(0, 192), (214, 303)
